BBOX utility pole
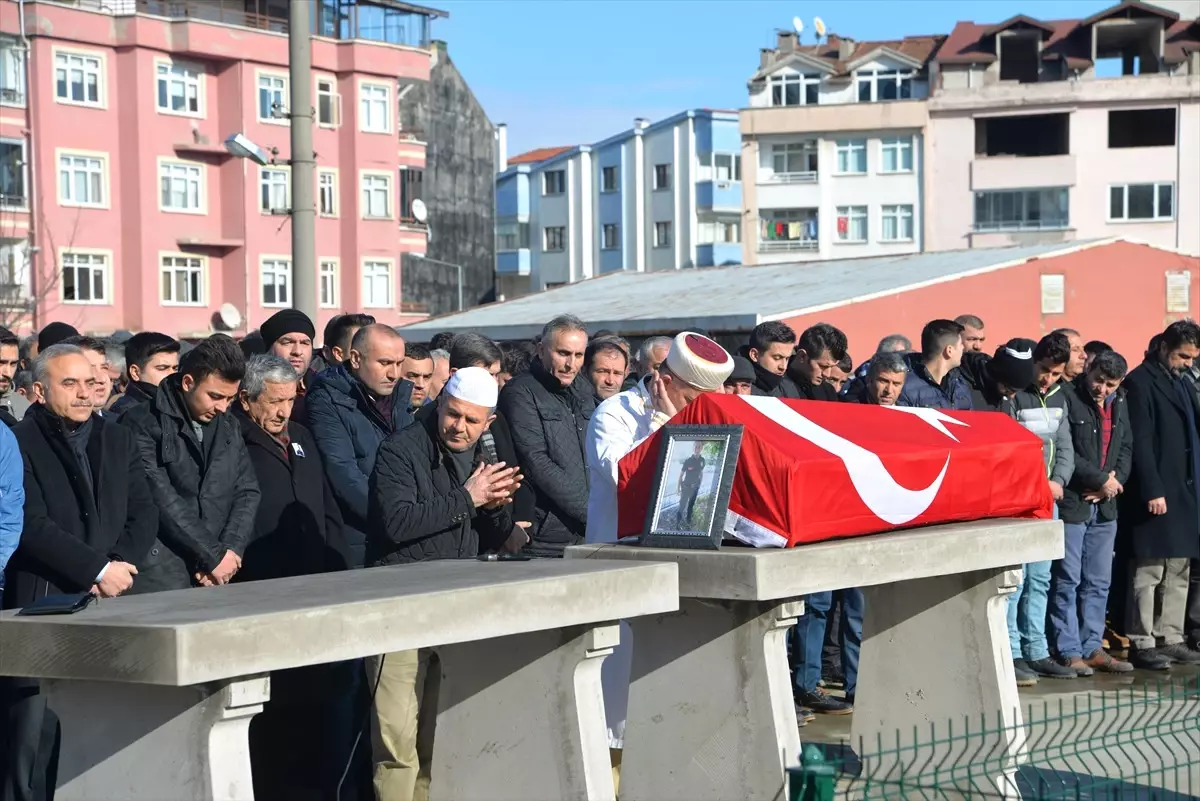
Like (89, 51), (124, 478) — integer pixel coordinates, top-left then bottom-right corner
(288, 0), (317, 320)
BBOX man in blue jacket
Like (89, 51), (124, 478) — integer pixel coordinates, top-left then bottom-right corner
(306, 324), (413, 568)
(898, 319), (972, 410)
(0, 423), (23, 592)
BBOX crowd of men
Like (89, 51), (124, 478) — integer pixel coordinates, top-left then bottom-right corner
(0, 306), (1198, 801)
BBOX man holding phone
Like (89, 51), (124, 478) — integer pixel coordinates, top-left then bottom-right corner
(366, 367), (528, 801)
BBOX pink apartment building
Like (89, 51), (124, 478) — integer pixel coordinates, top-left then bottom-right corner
(0, 0), (443, 339)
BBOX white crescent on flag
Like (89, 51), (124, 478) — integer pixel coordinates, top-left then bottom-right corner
(739, 396), (968, 526)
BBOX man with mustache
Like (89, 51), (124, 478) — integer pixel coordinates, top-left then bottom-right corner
(0, 326), (29, 425)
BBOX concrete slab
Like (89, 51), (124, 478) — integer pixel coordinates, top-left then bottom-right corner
(567, 518), (1062, 601)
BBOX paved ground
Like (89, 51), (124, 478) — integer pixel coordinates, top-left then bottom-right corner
(799, 664), (1200, 799)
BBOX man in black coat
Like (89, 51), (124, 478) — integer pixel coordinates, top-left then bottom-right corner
(2, 344), (157, 801)
(1048, 350), (1135, 675)
(121, 334), (261, 593)
(746, 321), (801, 398)
(1120, 320), (1200, 669)
(497, 314), (595, 557)
(110, 332), (180, 417)
(366, 367), (525, 797)
(786, 323), (847, 403)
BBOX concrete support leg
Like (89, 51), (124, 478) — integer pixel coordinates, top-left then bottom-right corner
(619, 598), (805, 801)
(851, 567), (1025, 797)
(45, 676), (269, 801)
(431, 624), (619, 801)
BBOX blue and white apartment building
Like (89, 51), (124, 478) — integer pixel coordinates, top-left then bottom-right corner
(494, 109), (742, 299)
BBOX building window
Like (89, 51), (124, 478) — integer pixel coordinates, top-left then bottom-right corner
(1109, 183), (1174, 222)
(601, 166), (618, 193)
(542, 170), (565, 196)
(2, 36), (27, 106)
(160, 255), (203, 305)
(497, 220), (530, 251)
(715, 154), (741, 182)
(359, 82), (390, 133)
(59, 153), (105, 207)
(880, 137), (913, 173)
(362, 260), (393, 308)
(261, 258), (291, 307)
(361, 173), (392, 219)
(602, 223), (619, 250)
(654, 221), (672, 248)
(698, 217), (740, 244)
(318, 170), (337, 216)
(835, 140), (867, 174)
(836, 205), (868, 242)
(319, 259), (338, 308)
(55, 51), (102, 106)
(759, 209), (818, 251)
(0, 137), (27, 208)
(399, 168), (424, 220)
(260, 167), (290, 212)
(258, 73), (288, 121)
(61, 252), (108, 303)
(543, 226), (566, 252)
(855, 69), (914, 102)
(159, 161), (202, 212)
(880, 204), (915, 242)
(771, 142), (818, 179)
(156, 62), (201, 116)
(653, 164), (671, 191)
(974, 188), (1070, 231)
(316, 78), (339, 126)
(769, 73), (820, 107)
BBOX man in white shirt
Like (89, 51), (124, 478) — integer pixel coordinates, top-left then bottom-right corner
(584, 331), (733, 760)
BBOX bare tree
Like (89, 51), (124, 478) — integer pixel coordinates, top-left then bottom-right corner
(0, 207), (80, 332)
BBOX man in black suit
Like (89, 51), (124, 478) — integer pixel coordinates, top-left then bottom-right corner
(1121, 320), (1200, 670)
(2, 343), (157, 801)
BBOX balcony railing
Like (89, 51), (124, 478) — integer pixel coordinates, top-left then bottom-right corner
(765, 171), (819, 184)
(0, 87), (25, 106)
(758, 239), (818, 253)
(0, 194), (27, 209)
(973, 219), (1070, 233)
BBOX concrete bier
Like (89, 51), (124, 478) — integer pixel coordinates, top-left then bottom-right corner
(0, 559), (679, 801)
(567, 518), (1064, 801)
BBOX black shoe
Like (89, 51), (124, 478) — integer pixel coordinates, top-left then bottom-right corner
(1158, 643), (1200, 664)
(1028, 657), (1077, 679)
(797, 688), (853, 715)
(1014, 659), (1038, 687)
(795, 704), (816, 725)
(821, 669), (845, 689)
(1130, 647), (1173, 671)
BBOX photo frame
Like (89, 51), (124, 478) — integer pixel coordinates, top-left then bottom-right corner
(640, 424), (743, 550)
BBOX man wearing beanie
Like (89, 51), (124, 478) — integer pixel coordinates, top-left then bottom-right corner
(959, 338), (1036, 414)
(723, 356), (755, 395)
(366, 367), (527, 800)
(584, 331), (733, 765)
(36, 321), (79, 353)
(259, 309), (316, 423)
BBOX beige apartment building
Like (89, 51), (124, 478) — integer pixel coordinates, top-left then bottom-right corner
(741, 0), (1200, 262)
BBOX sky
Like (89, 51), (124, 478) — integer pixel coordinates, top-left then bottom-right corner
(431, 0), (1121, 156)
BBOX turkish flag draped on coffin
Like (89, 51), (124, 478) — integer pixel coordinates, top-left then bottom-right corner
(616, 394), (1053, 547)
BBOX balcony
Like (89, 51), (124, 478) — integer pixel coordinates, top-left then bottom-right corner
(742, 99), (928, 137)
(971, 154), (1076, 192)
(758, 240), (818, 253)
(0, 87), (24, 106)
(695, 180), (741, 211)
(930, 73), (1200, 113)
(696, 243), (742, 267)
(497, 250), (530, 276)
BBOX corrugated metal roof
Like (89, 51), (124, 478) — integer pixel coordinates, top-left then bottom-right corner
(398, 240), (1113, 341)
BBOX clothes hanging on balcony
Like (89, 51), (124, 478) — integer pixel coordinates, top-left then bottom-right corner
(837, 217), (848, 236)
(787, 222), (801, 240)
(775, 222), (785, 238)
(806, 219), (818, 240)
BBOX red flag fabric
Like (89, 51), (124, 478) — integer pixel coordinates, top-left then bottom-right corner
(616, 394), (1052, 547)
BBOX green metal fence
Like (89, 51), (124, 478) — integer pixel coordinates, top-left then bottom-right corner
(790, 677), (1200, 800)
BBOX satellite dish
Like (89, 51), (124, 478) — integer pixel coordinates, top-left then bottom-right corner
(218, 303), (242, 330)
(813, 17), (826, 38)
(411, 198), (428, 223)
(792, 16), (804, 34)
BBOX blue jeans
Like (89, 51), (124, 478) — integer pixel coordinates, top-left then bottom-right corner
(1008, 506), (1057, 661)
(791, 588), (863, 698)
(1049, 507), (1118, 658)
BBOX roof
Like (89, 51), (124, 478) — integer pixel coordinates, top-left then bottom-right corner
(938, 1), (1200, 67)
(397, 240), (1117, 341)
(507, 146), (575, 166)
(755, 34), (944, 79)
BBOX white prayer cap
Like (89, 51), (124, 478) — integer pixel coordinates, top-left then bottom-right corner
(444, 366), (498, 408)
(664, 332), (734, 392)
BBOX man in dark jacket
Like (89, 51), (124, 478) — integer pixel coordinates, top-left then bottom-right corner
(898, 319), (972, 410)
(0, 326), (29, 425)
(366, 367), (525, 799)
(2, 344), (156, 801)
(786, 323), (846, 403)
(497, 314), (595, 557)
(233, 354), (352, 800)
(121, 334), (260, 593)
(306, 323), (413, 568)
(958, 340), (1032, 414)
(1049, 350), (1135, 675)
(1120, 320), (1200, 669)
(260, 309), (316, 424)
(110, 332), (180, 416)
(746, 321), (799, 398)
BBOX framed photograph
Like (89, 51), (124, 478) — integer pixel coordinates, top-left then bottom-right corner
(640, 424), (743, 550)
